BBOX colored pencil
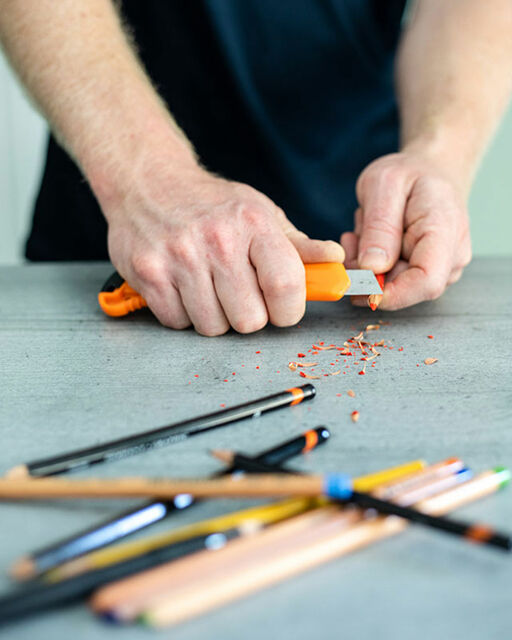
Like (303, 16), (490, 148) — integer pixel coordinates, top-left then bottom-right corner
(11, 426), (330, 581)
(368, 273), (385, 311)
(6, 384), (315, 478)
(138, 468), (510, 628)
(202, 456), (511, 551)
(44, 460), (425, 582)
(0, 497), (314, 624)
(0, 529), (241, 624)
(0, 471), (424, 502)
(89, 462), (470, 621)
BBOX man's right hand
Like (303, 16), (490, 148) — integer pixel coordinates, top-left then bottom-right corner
(102, 163), (344, 336)
(0, 0), (342, 335)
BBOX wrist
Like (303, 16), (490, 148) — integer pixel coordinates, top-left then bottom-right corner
(400, 130), (479, 198)
(83, 110), (200, 217)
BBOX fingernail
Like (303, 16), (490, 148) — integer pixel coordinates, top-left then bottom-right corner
(359, 247), (388, 272)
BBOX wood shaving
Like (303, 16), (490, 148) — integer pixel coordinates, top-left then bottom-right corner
(299, 371), (321, 379)
(352, 331), (364, 341)
(312, 344), (337, 351)
(347, 390), (355, 397)
(373, 340), (385, 347)
(424, 357), (438, 365)
(365, 324), (380, 331)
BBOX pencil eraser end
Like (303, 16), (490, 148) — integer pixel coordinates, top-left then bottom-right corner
(323, 473), (353, 500)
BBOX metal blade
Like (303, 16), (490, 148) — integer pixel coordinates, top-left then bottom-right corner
(345, 270), (382, 295)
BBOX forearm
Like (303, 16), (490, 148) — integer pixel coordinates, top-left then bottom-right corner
(397, 0), (512, 194)
(0, 0), (197, 206)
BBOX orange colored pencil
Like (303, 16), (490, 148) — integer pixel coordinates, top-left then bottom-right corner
(368, 273), (385, 311)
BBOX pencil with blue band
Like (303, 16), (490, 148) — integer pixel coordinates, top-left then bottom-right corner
(42, 459), (427, 582)
(132, 468), (510, 629)
(6, 384), (315, 479)
(207, 456), (511, 551)
(0, 459), (461, 622)
(88, 461), (474, 623)
(1, 469), (511, 550)
(90, 468), (477, 624)
(11, 426), (331, 582)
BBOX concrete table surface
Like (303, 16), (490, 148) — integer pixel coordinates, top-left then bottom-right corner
(0, 259), (511, 640)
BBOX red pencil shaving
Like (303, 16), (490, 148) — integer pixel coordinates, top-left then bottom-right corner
(368, 273), (385, 311)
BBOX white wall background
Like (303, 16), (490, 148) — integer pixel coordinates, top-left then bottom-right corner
(0, 52), (47, 264)
(0, 49), (511, 265)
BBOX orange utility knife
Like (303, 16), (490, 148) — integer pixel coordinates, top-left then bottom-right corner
(98, 264), (382, 317)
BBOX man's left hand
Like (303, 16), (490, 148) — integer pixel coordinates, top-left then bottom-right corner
(341, 151), (472, 310)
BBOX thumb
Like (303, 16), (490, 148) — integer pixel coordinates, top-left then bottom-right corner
(280, 218), (345, 264)
(357, 172), (408, 273)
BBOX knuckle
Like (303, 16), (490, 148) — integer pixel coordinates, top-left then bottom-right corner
(131, 253), (162, 284)
(267, 273), (303, 299)
(425, 279), (445, 301)
(169, 235), (197, 268)
(156, 313), (191, 331)
(363, 214), (402, 240)
(240, 204), (272, 230)
(271, 307), (304, 328)
(205, 225), (236, 264)
(232, 312), (268, 335)
(375, 164), (403, 186)
(197, 322), (230, 337)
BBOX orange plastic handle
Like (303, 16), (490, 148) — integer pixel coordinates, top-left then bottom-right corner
(98, 263), (351, 317)
(98, 282), (147, 317)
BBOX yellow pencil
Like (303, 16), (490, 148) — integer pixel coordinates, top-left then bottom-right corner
(45, 459), (424, 581)
(139, 469), (508, 628)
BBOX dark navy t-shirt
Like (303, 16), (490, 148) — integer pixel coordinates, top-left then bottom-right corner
(26, 0), (406, 261)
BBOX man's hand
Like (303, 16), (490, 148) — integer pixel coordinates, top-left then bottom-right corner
(105, 161), (344, 335)
(341, 151), (471, 310)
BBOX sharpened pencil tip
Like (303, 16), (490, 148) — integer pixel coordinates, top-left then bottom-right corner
(209, 450), (233, 463)
(9, 556), (35, 581)
(5, 465), (29, 479)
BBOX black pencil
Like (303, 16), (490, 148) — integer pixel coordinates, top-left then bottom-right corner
(213, 452), (512, 552)
(7, 385), (315, 478)
(11, 426), (329, 581)
(0, 529), (242, 625)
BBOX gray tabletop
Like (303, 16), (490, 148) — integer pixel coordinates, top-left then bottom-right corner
(0, 259), (511, 640)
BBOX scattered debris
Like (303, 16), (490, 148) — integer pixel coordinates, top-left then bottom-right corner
(351, 410), (360, 423)
(424, 357), (438, 365)
(347, 389), (356, 398)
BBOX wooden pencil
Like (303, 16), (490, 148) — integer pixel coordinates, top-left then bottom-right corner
(11, 426), (331, 582)
(89, 460), (469, 620)
(137, 469), (510, 628)
(0, 497), (316, 624)
(368, 273), (385, 310)
(2, 470), (508, 550)
(45, 460), (426, 582)
(91, 464), (496, 621)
